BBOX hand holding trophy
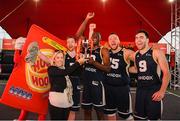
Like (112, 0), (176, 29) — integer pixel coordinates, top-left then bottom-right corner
(82, 38), (89, 59)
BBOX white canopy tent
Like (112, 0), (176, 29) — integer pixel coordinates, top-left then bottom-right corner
(0, 26), (11, 39)
(158, 27), (180, 53)
(158, 27), (180, 62)
(159, 26), (180, 89)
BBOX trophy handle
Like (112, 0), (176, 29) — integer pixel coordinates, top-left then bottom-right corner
(76, 38), (82, 60)
(76, 38), (92, 60)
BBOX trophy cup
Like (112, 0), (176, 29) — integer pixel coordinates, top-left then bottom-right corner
(82, 39), (89, 59)
(76, 23), (96, 60)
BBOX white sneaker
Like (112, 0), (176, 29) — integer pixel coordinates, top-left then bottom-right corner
(126, 115), (134, 121)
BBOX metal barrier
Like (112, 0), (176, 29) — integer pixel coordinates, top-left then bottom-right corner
(170, 67), (180, 90)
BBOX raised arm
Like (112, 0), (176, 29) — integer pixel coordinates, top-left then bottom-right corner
(124, 49), (137, 73)
(14, 50), (22, 66)
(75, 12), (95, 38)
(38, 51), (52, 65)
(48, 62), (81, 76)
(48, 57), (86, 76)
(14, 37), (26, 66)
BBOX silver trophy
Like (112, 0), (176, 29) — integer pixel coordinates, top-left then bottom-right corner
(82, 39), (89, 58)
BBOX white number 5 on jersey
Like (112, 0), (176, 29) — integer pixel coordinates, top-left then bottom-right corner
(139, 60), (147, 72)
(111, 58), (119, 69)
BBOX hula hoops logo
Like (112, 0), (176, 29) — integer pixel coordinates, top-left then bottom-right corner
(26, 49), (53, 93)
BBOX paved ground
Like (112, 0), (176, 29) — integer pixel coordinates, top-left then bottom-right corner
(0, 84), (180, 120)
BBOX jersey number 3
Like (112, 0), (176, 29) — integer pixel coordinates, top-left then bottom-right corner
(139, 60), (147, 72)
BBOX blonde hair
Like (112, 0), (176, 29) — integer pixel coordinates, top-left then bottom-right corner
(51, 50), (65, 66)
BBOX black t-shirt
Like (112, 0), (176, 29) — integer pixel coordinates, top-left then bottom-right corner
(48, 62), (80, 92)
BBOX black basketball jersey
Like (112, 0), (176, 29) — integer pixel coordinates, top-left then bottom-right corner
(83, 47), (104, 81)
(105, 48), (130, 86)
(135, 48), (161, 88)
(65, 52), (76, 68)
(65, 52), (82, 77)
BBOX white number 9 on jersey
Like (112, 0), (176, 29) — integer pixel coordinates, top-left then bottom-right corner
(139, 60), (147, 72)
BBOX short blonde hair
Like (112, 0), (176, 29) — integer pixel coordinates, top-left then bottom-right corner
(108, 33), (120, 41)
(51, 50), (65, 66)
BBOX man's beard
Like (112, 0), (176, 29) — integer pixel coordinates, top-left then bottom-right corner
(68, 47), (75, 51)
(111, 45), (118, 50)
(138, 44), (146, 50)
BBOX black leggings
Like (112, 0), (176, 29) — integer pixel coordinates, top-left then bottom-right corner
(49, 104), (70, 120)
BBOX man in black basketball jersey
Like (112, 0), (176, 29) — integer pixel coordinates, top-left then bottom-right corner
(65, 12), (95, 120)
(104, 33), (134, 120)
(65, 36), (82, 120)
(81, 32), (111, 120)
(130, 30), (170, 120)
